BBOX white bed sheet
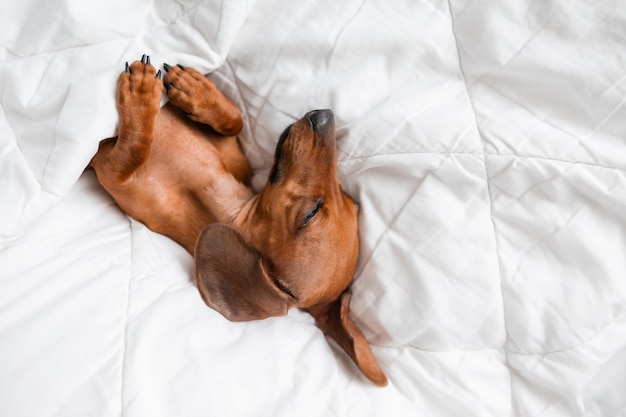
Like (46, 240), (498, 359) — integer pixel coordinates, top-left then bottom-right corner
(1, 1), (626, 416)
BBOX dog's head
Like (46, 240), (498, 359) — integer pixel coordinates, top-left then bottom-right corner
(195, 109), (387, 386)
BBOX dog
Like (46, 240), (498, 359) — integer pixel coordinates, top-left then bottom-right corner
(90, 56), (387, 386)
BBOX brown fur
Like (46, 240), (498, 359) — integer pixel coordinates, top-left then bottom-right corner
(90, 57), (387, 386)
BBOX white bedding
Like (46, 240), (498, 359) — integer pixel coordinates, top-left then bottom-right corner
(1, 0), (625, 416)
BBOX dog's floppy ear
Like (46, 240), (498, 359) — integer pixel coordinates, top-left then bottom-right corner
(195, 224), (292, 321)
(308, 290), (388, 386)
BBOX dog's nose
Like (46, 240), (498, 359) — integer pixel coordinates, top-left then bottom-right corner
(306, 109), (334, 131)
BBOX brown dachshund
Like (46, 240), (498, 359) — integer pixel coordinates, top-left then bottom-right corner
(90, 56), (387, 386)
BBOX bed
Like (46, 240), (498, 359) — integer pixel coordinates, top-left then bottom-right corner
(1, 0), (625, 416)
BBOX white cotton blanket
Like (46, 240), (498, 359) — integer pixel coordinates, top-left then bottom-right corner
(1, 1), (625, 416)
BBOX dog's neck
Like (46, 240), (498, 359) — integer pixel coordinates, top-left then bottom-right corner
(228, 190), (263, 242)
(182, 175), (257, 254)
(202, 174), (255, 223)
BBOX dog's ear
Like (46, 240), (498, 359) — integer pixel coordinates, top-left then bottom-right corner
(308, 290), (388, 386)
(195, 224), (293, 321)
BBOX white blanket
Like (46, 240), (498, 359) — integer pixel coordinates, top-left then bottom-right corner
(1, 0), (625, 416)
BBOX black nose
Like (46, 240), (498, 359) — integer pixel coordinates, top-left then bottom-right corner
(306, 109), (334, 131)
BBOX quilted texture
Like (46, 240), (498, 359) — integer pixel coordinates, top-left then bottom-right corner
(1, 1), (625, 416)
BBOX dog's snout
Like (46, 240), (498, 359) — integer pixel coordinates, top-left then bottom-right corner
(306, 109), (334, 131)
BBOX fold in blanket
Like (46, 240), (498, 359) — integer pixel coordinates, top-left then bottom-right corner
(0, 0), (256, 243)
(1, 0), (626, 416)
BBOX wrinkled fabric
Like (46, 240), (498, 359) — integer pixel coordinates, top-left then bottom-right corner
(1, 0), (625, 416)
(0, 0), (255, 244)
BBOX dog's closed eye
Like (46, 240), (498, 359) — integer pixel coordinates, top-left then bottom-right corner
(302, 198), (323, 227)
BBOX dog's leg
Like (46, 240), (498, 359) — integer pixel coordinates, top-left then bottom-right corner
(162, 64), (243, 137)
(93, 56), (163, 182)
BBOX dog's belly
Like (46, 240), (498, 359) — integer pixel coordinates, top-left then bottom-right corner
(154, 104), (251, 185)
(104, 165), (217, 252)
(93, 104), (252, 253)
(98, 109), (229, 251)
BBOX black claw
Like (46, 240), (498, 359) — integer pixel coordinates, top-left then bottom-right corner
(146, 55), (151, 65)
(164, 82), (172, 91)
(125, 62), (130, 73)
(156, 69), (161, 79)
(163, 63), (171, 73)
(141, 54), (146, 64)
(177, 64), (186, 70)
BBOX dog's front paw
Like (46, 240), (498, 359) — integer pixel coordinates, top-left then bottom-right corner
(162, 63), (217, 123)
(117, 55), (164, 118)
